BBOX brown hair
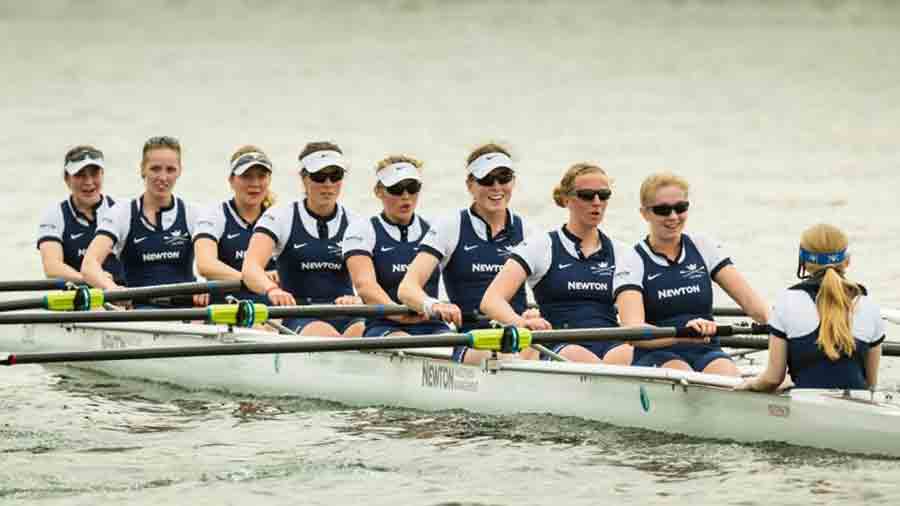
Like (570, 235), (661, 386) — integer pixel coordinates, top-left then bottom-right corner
(800, 224), (861, 361)
(63, 144), (103, 178)
(639, 172), (689, 207)
(299, 141), (343, 162)
(373, 155), (423, 194)
(466, 143), (511, 166)
(141, 136), (182, 168)
(552, 163), (609, 208)
(230, 144), (276, 208)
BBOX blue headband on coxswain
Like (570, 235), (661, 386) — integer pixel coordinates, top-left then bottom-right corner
(798, 247), (847, 265)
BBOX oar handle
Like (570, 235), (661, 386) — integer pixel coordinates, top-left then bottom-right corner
(0, 279), (69, 292)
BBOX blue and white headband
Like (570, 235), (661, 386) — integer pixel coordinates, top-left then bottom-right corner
(798, 247), (847, 265)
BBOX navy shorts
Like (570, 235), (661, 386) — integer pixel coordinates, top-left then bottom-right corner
(364, 320), (452, 337)
(633, 346), (731, 372)
(285, 316), (366, 335)
(551, 340), (625, 360)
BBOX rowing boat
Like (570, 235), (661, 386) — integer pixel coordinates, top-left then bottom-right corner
(3, 320), (900, 457)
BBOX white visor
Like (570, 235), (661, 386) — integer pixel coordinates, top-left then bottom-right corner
(466, 152), (513, 179)
(376, 162), (421, 187)
(231, 152), (273, 176)
(64, 156), (105, 176)
(300, 150), (347, 174)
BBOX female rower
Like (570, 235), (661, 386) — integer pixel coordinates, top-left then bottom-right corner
(37, 145), (124, 285)
(616, 172), (768, 376)
(243, 141), (363, 337)
(194, 146), (277, 303)
(81, 136), (205, 306)
(738, 224), (883, 392)
(398, 143), (534, 364)
(343, 155), (449, 337)
(480, 163), (633, 364)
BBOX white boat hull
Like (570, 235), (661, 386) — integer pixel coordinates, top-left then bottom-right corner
(4, 322), (900, 457)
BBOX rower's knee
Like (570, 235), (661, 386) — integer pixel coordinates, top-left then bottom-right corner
(601, 344), (633, 366)
(342, 321), (365, 338)
(300, 321), (340, 338)
(660, 359), (692, 371)
(702, 358), (740, 377)
(560, 345), (601, 364)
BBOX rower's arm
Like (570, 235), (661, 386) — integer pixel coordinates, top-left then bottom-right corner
(481, 259), (529, 326)
(714, 265), (769, 324)
(398, 252), (440, 314)
(750, 336), (788, 392)
(38, 241), (84, 283)
(194, 237), (241, 281)
(615, 290), (678, 349)
(346, 255), (394, 305)
(80, 235), (118, 290)
(865, 344), (882, 389)
(242, 232), (278, 294)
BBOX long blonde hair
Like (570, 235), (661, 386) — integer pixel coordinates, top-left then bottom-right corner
(229, 145), (277, 208)
(800, 223), (861, 360)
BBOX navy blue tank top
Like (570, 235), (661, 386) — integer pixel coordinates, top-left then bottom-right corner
(120, 198), (195, 287)
(443, 210), (527, 328)
(532, 230), (618, 329)
(60, 196), (125, 285)
(371, 215), (439, 302)
(215, 201), (275, 303)
(784, 280), (871, 389)
(276, 203), (353, 304)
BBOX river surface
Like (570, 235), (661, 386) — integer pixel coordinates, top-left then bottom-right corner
(2, 0), (899, 504)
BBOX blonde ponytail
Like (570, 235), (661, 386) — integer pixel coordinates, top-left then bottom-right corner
(799, 223), (861, 361)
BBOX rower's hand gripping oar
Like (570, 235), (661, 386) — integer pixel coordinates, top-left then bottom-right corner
(0, 324), (775, 366)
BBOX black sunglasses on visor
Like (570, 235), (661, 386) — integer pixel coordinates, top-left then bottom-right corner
(475, 168), (514, 186)
(647, 201), (690, 216)
(305, 168), (345, 183)
(385, 179), (422, 196)
(65, 147), (104, 164)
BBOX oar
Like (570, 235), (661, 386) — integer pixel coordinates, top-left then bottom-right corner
(0, 324), (765, 365)
(0, 280), (244, 312)
(720, 335), (900, 356)
(0, 302), (416, 325)
(0, 279), (69, 292)
(716, 306), (900, 325)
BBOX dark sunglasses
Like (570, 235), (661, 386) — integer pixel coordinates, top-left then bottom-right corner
(647, 201), (690, 216)
(65, 147), (104, 163)
(305, 168), (344, 183)
(475, 169), (515, 187)
(144, 136), (181, 150)
(385, 179), (422, 196)
(232, 152), (272, 170)
(570, 188), (612, 202)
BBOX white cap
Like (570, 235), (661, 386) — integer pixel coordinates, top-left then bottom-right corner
(64, 151), (105, 176)
(466, 152), (513, 179)
(376, 162), (421, 187)
(299, 150), (347, 173)
(230, 152), (273, 176)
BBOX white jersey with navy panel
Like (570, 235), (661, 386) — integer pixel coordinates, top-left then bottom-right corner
(96, 195), (199, 287)
(342, 213), (439, 303)
(418, 207), (531, 329)
(193, 199), (275, 302)
(511, 226), (635, 329)
(37, 196), (125, 284)
(255, 199), (356, 304)
(770, 279), (885, 389)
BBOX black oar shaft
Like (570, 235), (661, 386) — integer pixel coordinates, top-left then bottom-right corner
(0, 279), (67, 292)
(719, 336), (900, 356)
(1, 325), (763, 365)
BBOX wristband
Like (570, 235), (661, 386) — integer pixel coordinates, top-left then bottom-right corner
(422, 297), (439, 317)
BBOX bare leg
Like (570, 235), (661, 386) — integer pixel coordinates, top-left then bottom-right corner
(300, 321), (340, 338)
(702, 358), (740, 377)
(342, 321), (365, 338)
(660, 359), (692, 371)
(601, 344), (634, 366)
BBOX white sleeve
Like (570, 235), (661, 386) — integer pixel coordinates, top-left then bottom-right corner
(37, 204), (64, 246)
(613, 245), (644, 297)
(183, 202), (202, 236)
(193, 204), (225, 242)
(511, 233), (552, 288)
(97, 198), (132, 250)
(255, 203), (295, 257)
(419, 211), (461, 270)
(854, 295), (887, 344)
(342, 217), (376, 258)
(767, 289), (792, 338)
(693, 234), (731, 276)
